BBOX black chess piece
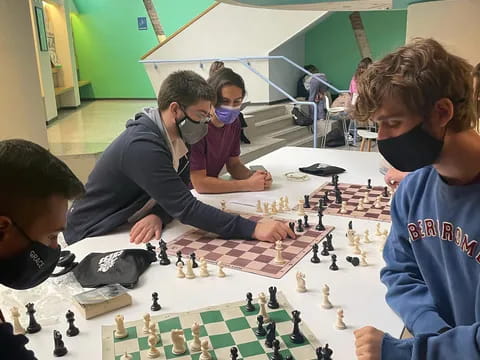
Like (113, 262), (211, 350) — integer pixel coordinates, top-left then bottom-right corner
(268, 286), (279, 309)
(383, 186), (389, 197)
(190, 253), (198, 268)
(348, 220), (353, 230)
(246, 292), (255, 312)
(367, 179), (372, 189)
(53, 330), (68, 357)
(175, 251), (184, 266)
(159, 238), (166, 248)
(151, 292), (161, 311)
(318, 198), (325, 209)
(65, 310), (79, 337)
(255, 315), (267, 336)
(331, 174), (336, 186)
(159, 242), (171, 265)
(310, 243), (320, 263)
(323, 190), (329, 204)
(316, 208), (325, 231)
(346, 256), (360, 267)
(26, 303), (41, 334)
(146, 243), (156, 254)
(321, 241), (330, 256)
(303, 215), (310, 228)
(329, 254), (339, 271)
(289, 310), (305, 344)
(270, 339), (283, 360)
(316, 346), (323, 360)
(296, 219), (304, 232)
(322, 343), (333, 360)
(288, 222), (296, 238)
(303, 195), (310, 208)
(230, 346), (239, 360)
(285, 356), (294, 360)
(265, 321), (276, 347)
(335, 188), (342, 204)
(326, 233), (334, 251)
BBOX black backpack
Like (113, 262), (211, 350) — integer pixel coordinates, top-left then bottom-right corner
(291, 105), (313, 126)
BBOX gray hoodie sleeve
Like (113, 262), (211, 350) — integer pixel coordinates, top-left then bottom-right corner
(121, 136), (256, 239)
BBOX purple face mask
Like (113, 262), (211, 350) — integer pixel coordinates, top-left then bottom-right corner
(215, 106), (241, 125)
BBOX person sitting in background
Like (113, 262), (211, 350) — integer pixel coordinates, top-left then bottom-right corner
(296, 64), (318, 99)
(307, 68), (329, 121)
(349, 57), (373, 106)
(0, 139), (84, 359)
(190, 67), (272, 194)
(65, 71), (293, 245)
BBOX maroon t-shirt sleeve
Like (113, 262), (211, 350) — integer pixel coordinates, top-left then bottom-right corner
(189, 136), (207, 171)
(229, 119), (241, 158)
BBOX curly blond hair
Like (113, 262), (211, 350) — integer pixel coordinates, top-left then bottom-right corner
(353, 38), (477, 132)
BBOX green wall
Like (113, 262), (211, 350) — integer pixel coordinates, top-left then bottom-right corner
(305, 10), (407, 91)
(71, 0), (214, 99)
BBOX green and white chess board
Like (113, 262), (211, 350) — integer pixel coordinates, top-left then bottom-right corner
(102, 292), (321, 359)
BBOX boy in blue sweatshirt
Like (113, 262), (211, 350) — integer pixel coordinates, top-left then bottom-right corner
(352, 39), (480, 359)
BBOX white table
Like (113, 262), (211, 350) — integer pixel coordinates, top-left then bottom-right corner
(20, 147), (403, 359)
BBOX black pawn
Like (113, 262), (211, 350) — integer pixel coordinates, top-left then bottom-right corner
(159, 242), (171, 265)
(65, 310), (79, 337)
(348, 221), (353, 230)
(255, 315), (267, 336)
(322, 344), (333, 360)
(288, 222), (296, 238)
(383, 186), (389, 197)
(346, 256), (360, 267)
(151, 292), (161, 311)
(175, 251), (184, 266)
(53, 330), (68, 357)
(323, 190), (329, 204)
(321, 241), (330, 256)
(329, 254), (339, 271)
(367, 179), (372, 189)
(26, 303), (41, 334)
(190, 253), (198, 268)
(230, 346), (239, 360)
(326, 233), (334, 251)
(268, 286), (279, 309)
(289, 310), (305, 344)
(270, 339), (283, 360)
(303, 215), (310, 228)
(265, 321), (276, 348)
(316, 209), (325, 231)
(303, 195), (310, 208)
(246, 292), (255, 312)
(296, 219), (304, 233)
(311, 243), (320, 263)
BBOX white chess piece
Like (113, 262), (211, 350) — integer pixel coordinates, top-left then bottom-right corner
(360, 251), (368, 266)
(357, 199), (364, 211)
(375, 223), (382, 236)
(143, 313), (151, 334)
(258, 292), (270, 323)
(340, 201), (347, 214)
(149, 323), (160, 344)
(171, 329), (186, 355)
(296, 271), (307, 293)
(353, 240), (362, 255)
(278, 197), (285, 212)
(186, 259), (196, 279)
(177, 263), (186, 278)
(217, 261), (226, 278)
(274, 240), (286, 264)
(263, 202), (270, 215)
(256, 200), (262, 213)
(220, 200), (226, 211)
(321, 284), (333, 309)
(199, 339), (212, 360)
(10, 307), (25, 335)
(382, 229), (389, 236)
(147, 333), (160, 358)
(297, 200), (305, 216)
(335, 308), (346, 330)
(379, 234), (387, 252)
(364, 229), (372, 243)
(199, 258), (209, 277)
(190, 322), (202, 352)
(374, 196), (382, 209)
(285, 196), (289, 209)
(121, 352), (133, 360)
(347, 229), (355, 246)
(363, 191), (370, 204)
(114, 314), (128, 339)
(271, 201), (278, 214)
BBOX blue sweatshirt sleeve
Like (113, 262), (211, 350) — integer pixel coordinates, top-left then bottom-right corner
(121, 136), (256, 239)
(380, 179), (450, 336)
(382, 325), (480, 360)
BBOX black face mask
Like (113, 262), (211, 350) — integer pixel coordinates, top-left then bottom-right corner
(378, 123), (444, 172)
(0, 221), (61, 290)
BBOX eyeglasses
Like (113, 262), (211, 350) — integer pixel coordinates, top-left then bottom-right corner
(180, 105), (211, 124)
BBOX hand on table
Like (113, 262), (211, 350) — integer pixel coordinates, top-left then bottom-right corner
(252, 220), (296, 242)
(384, 168), (409, 190)
(354, 326), (384, 360)
(246, 171), (269, 191)
(130, 214), (163, 244)
(263, 171), (273, 189)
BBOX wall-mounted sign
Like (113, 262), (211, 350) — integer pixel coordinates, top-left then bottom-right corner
(138, 17), (148, 30)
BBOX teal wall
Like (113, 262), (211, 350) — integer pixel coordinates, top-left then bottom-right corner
(71, 0), (214, 99)
(305, 10), (407, 90)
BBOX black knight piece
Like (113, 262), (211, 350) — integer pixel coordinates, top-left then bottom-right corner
(321, 241), (330, 256)
(288, 222), (296, 238)
(296, 219), (304, 233)
(53, 330), (68, 357)
(326, 233), (334, 251)
(246, 292), (255, 312)
(151, 292), (161, 311)
(65, 310), (79, 337)
(346, 256), (360, 267)
(26, 303), (41, 334)
(268, 286), (279, 309)
(348, 220), (353, 230)
(265, 321), (277, 348)
(190, 253), (198, 268)
(175, 250), (184, 266)
(303, 195), (311, 208)
(310, 243), (320, 263)
(255, 315), (267, 336)
(146, 243), (156, 255)
(158, 242), (171, 265)
(329, 254), (339, 271)
(289, 310), (305, 344)
(303, 215), (310, 228)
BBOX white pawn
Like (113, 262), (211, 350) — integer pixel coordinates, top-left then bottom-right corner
(220, 200), (226, 211)
(321, 284), (333, 309)
(177, 263), (186, 278)
(382, 229), (389, 236)
(148, 333), (160, 358)
(296, 271), (307, 293)
(143, 313), (151, 334)
(190, 322), (202, 352)
(199, 339), (212, 360)
(360, 251), (368, 266)
(258, 292), (270, 323)
(364, 229), (372, 243)
(285, 196), (290, 209)
(357, 199), (364, 211)
(379, 234), (387, 252)
(186, 259), (196, 279)
(335, 308), (346, 330)
(271, 201), (278, 214)
(374, 196), (382, 209)
(121, 352), (133, 360)
(171, 329), (186, 355)
(10, 307), (25, 335)
(297, 200), (305, 216)
(274, 240), (286, 264)
(217, 261), (226, 278)
(256, 200), (262, 213)
(375, 223), (382, 236)
(340, 201), (347, 214)
(263, 202), (270, 215)
(353, 238), (362, 255)
(363, 191), (370, 204)
(114, 314), (128, 339)
(278, 197), (285, 212)
(199, 258), (209, 277)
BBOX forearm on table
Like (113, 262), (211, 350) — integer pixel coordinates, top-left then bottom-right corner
(191, 174), (250, 194)
(227, 161), (252, 180)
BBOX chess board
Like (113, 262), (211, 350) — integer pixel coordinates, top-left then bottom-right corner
(166, 213), (334, 279)
(102, 292), (321, 360)
(305, 182), (391, 223)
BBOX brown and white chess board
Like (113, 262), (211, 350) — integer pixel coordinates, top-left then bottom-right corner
(166, 213), (334, 279)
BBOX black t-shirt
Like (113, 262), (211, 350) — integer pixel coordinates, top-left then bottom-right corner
(0, 311), (36, 360)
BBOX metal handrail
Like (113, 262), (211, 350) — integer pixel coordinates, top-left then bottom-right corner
(140, 55), (349, 148)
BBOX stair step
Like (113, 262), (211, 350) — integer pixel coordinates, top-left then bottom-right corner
(271, 125), (311, 142)
(288, 134), (315, 148)
(240, 136), (287, 164)
(254, 114), (293, 136)
(244, 104), (288, 123)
